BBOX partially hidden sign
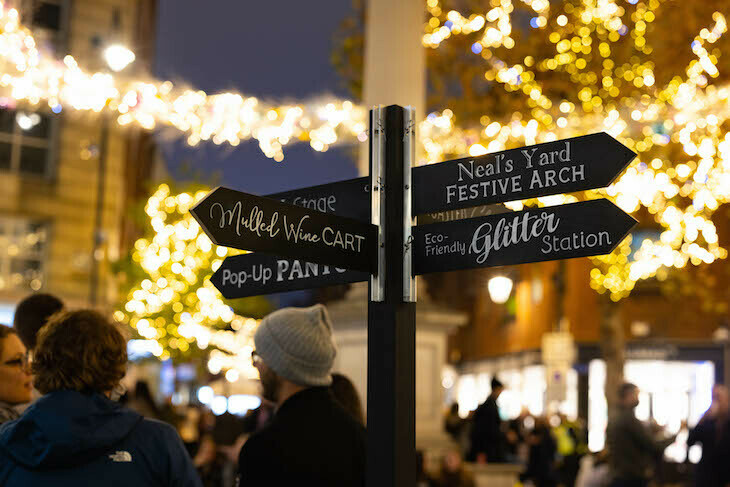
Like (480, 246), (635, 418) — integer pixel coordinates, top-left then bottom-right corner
(413, 199), (637, 275)
(211, 253), (369, 299)
(191, 187), (377, 272)
(267, 177), (370, 221)
(412, 132), (636, 215)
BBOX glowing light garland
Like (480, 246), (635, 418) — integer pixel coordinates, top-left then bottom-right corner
(0, 3), (366, 162)
(2, 0), (729, 308)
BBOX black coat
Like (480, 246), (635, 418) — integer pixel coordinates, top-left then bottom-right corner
(468, 395), (504, 462)
(237, 387), (366, 487)
(687, 416), (730, 487)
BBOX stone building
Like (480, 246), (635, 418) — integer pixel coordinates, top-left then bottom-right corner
(0, 0), (157, 320)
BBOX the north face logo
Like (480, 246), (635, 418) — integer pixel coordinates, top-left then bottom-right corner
(108, 451), (132, 462)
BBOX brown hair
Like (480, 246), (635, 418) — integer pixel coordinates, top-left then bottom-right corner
(330, 373), (365, 425)
(0, 325), (18, 358)
(32, 310), (127, 394)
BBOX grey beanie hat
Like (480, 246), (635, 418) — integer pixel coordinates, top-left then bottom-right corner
(254, 304), (337, 386)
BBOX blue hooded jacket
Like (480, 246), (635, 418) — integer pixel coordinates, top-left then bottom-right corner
(0, 390), (202, 487)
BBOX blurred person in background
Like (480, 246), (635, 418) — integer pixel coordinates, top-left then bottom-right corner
(416, 450), (436, 487)
(445, 403), (466, 449)
(468, 377), (506, 463)
(575, 451), (610, 487)
(240, 399), (274, 436)
(193, 435), (227, 487)
(686, 384), (730, 487)
(432, 450), (475, 487)
(0, 310), (201, 487)
(330, 372), (365, 426)
(12, 293), (63, 354)
(0, 327), (32, 424)
(237, 304), (366, 486)
(605, 383), (676, 487)
(127, 380), (161, 420)
(505, 407), (529, 463)
(520, 416), (558, 487)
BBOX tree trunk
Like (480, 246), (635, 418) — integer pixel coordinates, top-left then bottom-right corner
(599, 300), (624, 411)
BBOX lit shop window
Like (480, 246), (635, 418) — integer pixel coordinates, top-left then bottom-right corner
(0, 110), (56, 177)
(455, 365), (578, 420)
(587, 358), (715, 462)
(0, 218), (48, 291)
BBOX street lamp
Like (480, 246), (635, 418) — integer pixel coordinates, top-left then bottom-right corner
(488, 275), (513, 304)
(103, 44), (135, 72)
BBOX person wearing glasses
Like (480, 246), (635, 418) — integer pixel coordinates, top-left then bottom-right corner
(0, 326), (32, 425)
(238, 304), (366, 487)
(0, 310), (201, 487)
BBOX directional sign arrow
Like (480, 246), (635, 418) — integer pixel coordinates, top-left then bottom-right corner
(413, 199), (637, 275)
(267, 177), (370, 221)
(191, 187), (377, 272)
(211, 253), (369, 299)
(412, 132), (636, 215)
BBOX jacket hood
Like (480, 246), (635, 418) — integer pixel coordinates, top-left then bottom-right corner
(0, 390), (142, 475)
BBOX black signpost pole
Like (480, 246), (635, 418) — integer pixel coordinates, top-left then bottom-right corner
(367, 105), (416, 487)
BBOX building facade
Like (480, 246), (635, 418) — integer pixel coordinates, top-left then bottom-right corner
(0, 0), (157, 321)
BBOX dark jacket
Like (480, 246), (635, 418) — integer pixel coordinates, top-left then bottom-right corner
(0, 390), (201, 487)
(521, 425), (558, 487)
(237, 387), (366, 486)
(605, 406), (674, 481)
(687, 416), (730, 487)
(468, 394), (504, 462)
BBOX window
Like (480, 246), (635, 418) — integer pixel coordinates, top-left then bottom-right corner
(0, 217), (48, 291)
(0, 109), (56, 177)
(20, 0), (70, 56)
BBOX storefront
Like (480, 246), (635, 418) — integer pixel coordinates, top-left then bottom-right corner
(448, 341), (726, 460)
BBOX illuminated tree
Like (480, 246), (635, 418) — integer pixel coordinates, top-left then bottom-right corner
(115, 183), (270, 366)
(335, 0), (730, 304)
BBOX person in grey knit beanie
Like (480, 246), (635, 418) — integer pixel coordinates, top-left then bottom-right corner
(252, 303), (337, 403)
(239, 303), (366, 486)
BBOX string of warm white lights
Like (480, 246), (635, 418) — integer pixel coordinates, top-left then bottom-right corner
(0, 3), (367, 161)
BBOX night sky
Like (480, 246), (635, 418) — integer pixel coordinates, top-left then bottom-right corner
(155, 1), (358, 305)
(154, 0), (359, 194)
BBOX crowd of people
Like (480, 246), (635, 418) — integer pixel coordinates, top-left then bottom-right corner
(440, 379), (730, 487)
(0, 295), (366, 486)
(1, 293), (730, 487)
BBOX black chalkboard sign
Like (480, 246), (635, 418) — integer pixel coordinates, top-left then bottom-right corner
(412, 133), (635, 215)
(211, 253), (369, 299)
(267, 177), (370, 221)
(413, 199), (636, 275)
(191, 187), (377, 272)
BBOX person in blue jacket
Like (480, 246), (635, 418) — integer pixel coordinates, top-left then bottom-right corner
(0, 309), (202, 487)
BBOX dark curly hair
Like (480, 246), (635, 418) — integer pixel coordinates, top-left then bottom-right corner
(32, 310), (127, 394)
(13, 293), (63, 350)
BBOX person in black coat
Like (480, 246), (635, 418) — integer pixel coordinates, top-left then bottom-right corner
(237, 304), (366, 487)
(687, 385), (730, 487)
(468, 377), (506, 463)
(521, 417), (558, 487)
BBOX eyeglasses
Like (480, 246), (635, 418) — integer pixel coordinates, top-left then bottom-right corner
(1, 354), (29, 370)
(251, 350), (262, 367)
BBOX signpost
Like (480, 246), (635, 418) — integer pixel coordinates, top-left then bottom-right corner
(190, 105), (638, 487)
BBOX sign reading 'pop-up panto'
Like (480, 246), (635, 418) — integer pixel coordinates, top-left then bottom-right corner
(191, 187), (377, 273)
(211, 253), (369, 299)
(412, 132), (636, 215)
(413, 199), (636, 275)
